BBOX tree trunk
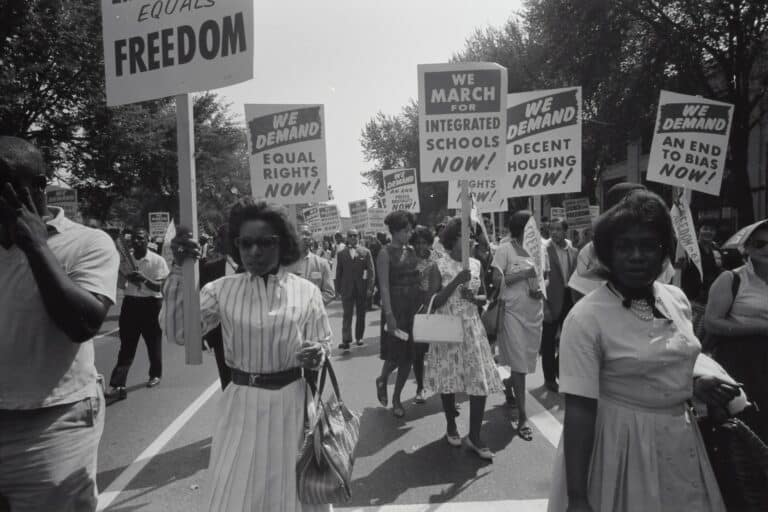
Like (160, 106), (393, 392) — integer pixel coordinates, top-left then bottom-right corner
(727, 109), (756, 227)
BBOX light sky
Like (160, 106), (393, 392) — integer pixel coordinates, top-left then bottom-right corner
(218, 0), (523, 216)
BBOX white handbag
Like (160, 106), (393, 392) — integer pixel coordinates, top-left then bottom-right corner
(412, 295), (463, 345)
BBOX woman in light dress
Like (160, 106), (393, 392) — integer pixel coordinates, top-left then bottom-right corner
(168, 200), (332, 512)
(548, 190), (737, 512)
(491, 210), (543, 442)
(425, 217), (502, 460)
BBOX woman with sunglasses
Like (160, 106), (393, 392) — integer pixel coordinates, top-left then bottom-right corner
(164, 200), (332, 512)
(704, 219), (768, 443)
(548, 190), (734, 512)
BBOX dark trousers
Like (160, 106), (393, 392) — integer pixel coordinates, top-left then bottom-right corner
(110, 296), (162, 388)
(541, 299), (572, 384)
(342, 292), (367, 343)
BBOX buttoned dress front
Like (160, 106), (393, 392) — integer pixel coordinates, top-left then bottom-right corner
(547, 283), (725, 512)
(198, 269), (332, 512)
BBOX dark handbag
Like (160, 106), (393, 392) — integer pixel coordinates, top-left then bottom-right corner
(297, 360), (360, 504)
(481, 298), (504, 343)
(698, 415), (768, 511)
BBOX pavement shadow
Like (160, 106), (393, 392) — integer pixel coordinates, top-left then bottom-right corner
(348, 436), (491, 506)
(97, 437), (212, 494)
(483, 403), (525, 452)
(354, 407), (414, 458)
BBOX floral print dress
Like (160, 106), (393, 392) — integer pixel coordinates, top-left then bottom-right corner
(424, 256), (503, 396)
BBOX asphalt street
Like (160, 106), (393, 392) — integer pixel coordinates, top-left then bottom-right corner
(94, 292), (565, 512)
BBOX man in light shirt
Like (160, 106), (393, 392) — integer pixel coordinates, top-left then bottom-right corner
(0, 137), (119, 512)
(288, 225), (335, 305)
(107, 227), (169, 399)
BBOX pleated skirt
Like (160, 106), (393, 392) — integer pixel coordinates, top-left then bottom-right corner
(206, 380), (332, 512)
(547, 399), (725, 512)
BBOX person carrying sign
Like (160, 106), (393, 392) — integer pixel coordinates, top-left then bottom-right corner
(0, 137), (119, 512)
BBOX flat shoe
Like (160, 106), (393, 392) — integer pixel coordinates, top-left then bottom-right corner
(516, 423), (534, 442)
(414, 390), (426, 404)
(392, 403), (405, 418)
(375, 377), (388, 407)
(445, 432), (462, 447)
(463, 436), (493, 460)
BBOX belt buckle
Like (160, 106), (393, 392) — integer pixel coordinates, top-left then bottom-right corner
(248, 373), (262, 387)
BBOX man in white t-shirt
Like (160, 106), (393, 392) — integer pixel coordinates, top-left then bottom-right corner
(107, 227), (169, 399)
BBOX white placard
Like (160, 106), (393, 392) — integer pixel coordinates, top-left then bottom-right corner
(447, 179), (507, 213)
(563, 197), (592, 230)
(349, 199), (369, 231)
(647, 91), (733, 195)
(245, 104), (328, 205)
(367, 207), (386, 233)
(317, 204), (341, 237)
(101, 0), (254, 106)
(523, 216), (547, 299)
(383, 168), (420, 213)
(148, 211), (171, 240)
(550, 207), (565, 220)
(505, 87), (582, 197)
(418, 62), (507, 182)
(671, 197), (703, 281)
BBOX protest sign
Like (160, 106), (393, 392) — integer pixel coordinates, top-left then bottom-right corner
(447, 179), (507, 213)
(349, 199), (369, 231)
(317, 204), (341, 236)
(161, 219), (176, 267)
(671, 197), (703, 281)
(148, 212), (171, 240)
(418, 63), (507, 182)
(589, 205), (600, 220)
(46, 188), (78, 219)
(523, 216), (547, 299)
(302, 206), (322, 236)
(647, 91), (733, 195)
(245, 104), (328, 205)
(383, 168), (420, 213)
(367, 207), (386, 233)
(101, 0), (254, 106)
(563, 197), (592, 230)
(505, 87), (582, 197)
(550, 207), (565, 220)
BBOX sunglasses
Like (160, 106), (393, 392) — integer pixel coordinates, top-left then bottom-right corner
(749, 239), (768, 249)
(235, 235), (279, 250)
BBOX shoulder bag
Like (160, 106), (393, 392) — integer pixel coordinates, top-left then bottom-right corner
(297, 360), (360, 504)
(481, 265), (505, 343)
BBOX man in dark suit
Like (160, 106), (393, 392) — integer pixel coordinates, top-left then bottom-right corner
(542, 218), (578, 392)
(335, 229), (375, 351)
(199, 224), (236, 389)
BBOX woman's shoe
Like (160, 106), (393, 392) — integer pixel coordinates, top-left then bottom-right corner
(463, 436), (493, 460)
(392, 402), (405, 418)
(414, 389), (426, 404)
(445, 432), (462, 447)
(375, 377), (388, 407)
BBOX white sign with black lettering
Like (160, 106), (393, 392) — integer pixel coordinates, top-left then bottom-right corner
(102, 0), (254, 106)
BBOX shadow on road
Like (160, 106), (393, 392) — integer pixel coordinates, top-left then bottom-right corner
(529, 385), (564, 414)
(348, 435), (492, 506)
(97, 437), (212, 497)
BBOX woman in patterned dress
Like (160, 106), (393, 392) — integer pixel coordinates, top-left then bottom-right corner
(376, 210), (422, 417)
(409, 225), (442, 403)
(166, 201), (332, 512)
(425, 218), (502, 460)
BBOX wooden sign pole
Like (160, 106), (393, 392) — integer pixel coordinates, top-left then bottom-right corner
(176, 93), (202, 365)
(461, 180), (471, 270)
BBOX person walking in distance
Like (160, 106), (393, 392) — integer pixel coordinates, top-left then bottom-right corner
(541, 218), (578, 392)
(107, 227), (169, 399)
(335, 228), (375, 351)
(288, 224), (335, 305)
(0, 137), (119, 512)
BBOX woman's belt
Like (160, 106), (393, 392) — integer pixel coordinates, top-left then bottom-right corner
(230, 367), (303, 390)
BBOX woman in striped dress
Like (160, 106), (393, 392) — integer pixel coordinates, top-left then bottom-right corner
(166, 200), (332, 512)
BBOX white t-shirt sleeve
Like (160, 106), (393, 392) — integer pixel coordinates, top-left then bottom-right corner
(69, 230), (120, 304)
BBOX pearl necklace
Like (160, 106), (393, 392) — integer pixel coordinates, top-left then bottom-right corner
(629, 299), (654, 321)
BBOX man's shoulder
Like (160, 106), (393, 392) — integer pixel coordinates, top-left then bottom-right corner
(51, 222), (117, 257)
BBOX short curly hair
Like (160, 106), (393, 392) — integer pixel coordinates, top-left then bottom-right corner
(384, 210), (415, 233)
(409, 225), (434, 246)
(593, 189), (675, 271)
(227, 200), (302, 267)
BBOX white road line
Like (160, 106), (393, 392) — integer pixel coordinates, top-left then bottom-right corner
(94, 327), (120, 340)
(96, 380), (220, 511)
(337, 499), (548, 511)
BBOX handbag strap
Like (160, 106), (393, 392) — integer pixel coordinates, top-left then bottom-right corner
(310, 359), (343, 418)
(426, 294), (438, 314)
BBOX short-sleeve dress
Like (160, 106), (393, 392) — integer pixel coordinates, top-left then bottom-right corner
(424, 257), (502, 396)
(379, 245), (422, 363)
(547, 282), (725, 512)
(491, 241), (543, 374)
(195, 269), (333, 512)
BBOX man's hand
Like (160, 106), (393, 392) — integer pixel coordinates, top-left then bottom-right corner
(125, 271), (144, 284)
(0, 183), (48, 251)
(171, 228), (201, 266)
